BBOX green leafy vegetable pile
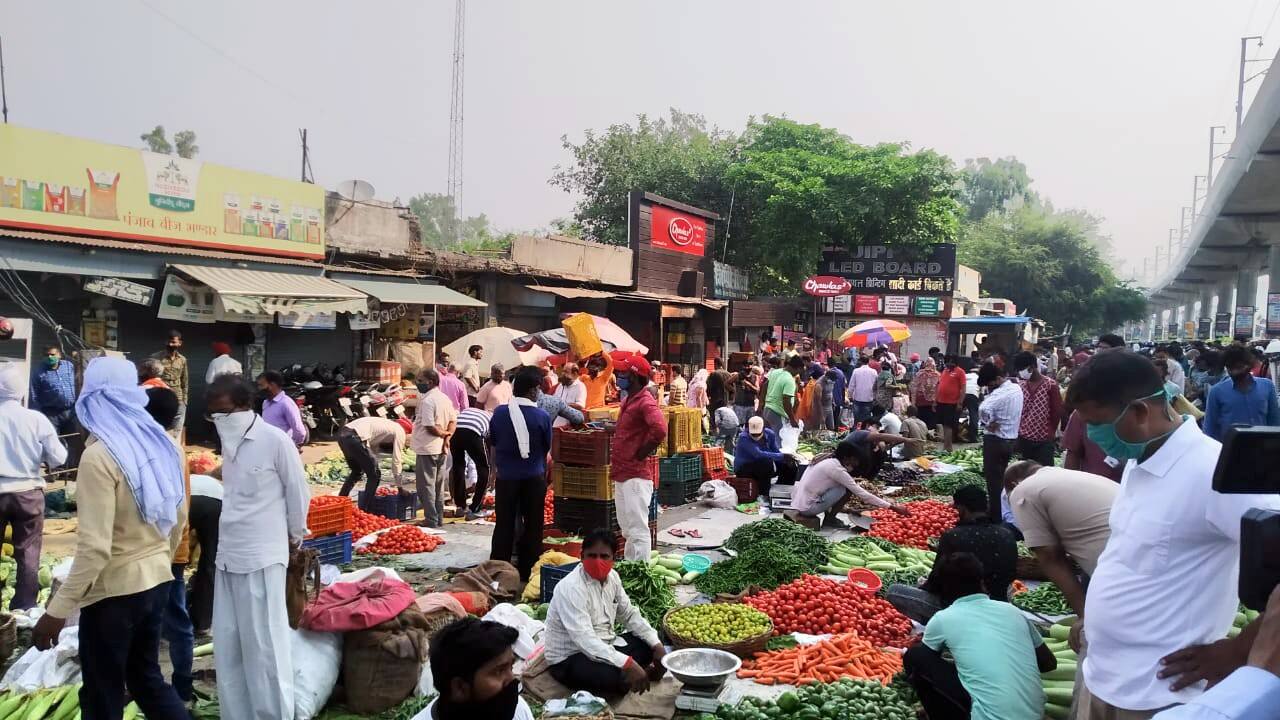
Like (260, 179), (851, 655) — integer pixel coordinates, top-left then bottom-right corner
(924, 469), (985, 495)
(615, 560), (676, 626)
(724, 518), (829, 566)
(1011, 582), (1073, 615)
(693, 540), (817, 596)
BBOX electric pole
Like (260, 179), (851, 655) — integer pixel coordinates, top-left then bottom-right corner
(1237, 36), (1265, 130)
(299, 129), (311, 183)
(447, 0), (466, 246)
(1208, 125), (1227, 188)
(0, 36), (9, 124)
(1180, 206), (1192, 246)
(1192, 174), (1207, 218)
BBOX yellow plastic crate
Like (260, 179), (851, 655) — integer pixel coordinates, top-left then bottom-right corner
(551, 463), (614, 500)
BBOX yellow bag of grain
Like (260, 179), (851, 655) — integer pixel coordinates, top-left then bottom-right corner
(521, 550), (579, 602)
(562, 313), (603, 359)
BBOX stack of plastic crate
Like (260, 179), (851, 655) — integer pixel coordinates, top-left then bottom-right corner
(301, 496), (354, 565)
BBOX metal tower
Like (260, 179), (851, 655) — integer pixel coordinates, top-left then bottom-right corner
(447, 0), (466, 245)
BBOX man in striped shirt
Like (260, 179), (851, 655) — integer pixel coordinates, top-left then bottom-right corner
(452, 407), (492, 520)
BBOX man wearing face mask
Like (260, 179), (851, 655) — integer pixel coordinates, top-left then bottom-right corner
(977, 362), (1023, 521)
(153, 330), (189, 430)
(1201, 344), (1280, 442)
(1012, 352), (1062, 467)
(29, 345), (78, 463)
(204, 375), (310, 720)
(1067, 351), (1280, 719)
(412, 369), (456, 528)
(419, 617), (535, 720)
(609, 355), (666, 561)
(544, 530), (666, 697)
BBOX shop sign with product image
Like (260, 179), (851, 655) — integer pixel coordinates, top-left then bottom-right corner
(1235, 306), (1256, 340)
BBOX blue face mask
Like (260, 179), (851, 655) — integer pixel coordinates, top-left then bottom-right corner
(615, 376), (631, 391)
(1085, 390), (1177, 460)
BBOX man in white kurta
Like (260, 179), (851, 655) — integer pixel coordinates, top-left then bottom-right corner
(207, 376), (310, 720)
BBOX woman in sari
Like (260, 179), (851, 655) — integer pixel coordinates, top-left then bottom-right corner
(908, 357), (941, 430)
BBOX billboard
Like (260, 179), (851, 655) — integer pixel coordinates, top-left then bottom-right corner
(0, 125), (325, 259)
(821, 243), (957, 296)
(650, 203), (706, 256)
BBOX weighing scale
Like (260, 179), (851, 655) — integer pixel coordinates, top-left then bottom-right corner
(674, 681), (729, 713)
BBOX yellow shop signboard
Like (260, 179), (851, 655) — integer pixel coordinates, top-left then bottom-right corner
(0, 125), (325, 259)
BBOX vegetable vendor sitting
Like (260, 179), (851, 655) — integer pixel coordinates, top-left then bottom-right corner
(784, 441), (909, 530)
(734, 415), (789, 510)
(542, 529), (667, 696)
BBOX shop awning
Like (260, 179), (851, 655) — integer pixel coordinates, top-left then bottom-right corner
(331, 274), (486, 307)
(525, 284), (728, 310)
(168, 264), (369, 315)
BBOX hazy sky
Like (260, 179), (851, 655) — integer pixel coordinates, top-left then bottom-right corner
(7, 0), (1280, 281)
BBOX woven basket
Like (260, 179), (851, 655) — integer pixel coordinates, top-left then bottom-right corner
(661, 606), (773, 659)
(1015, 556), (1048, 581)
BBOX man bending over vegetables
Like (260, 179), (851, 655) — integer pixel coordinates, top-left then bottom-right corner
(904, 552), (1056, 720)
(543, 530), (667, 697)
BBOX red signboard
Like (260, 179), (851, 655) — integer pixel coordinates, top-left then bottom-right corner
(853, 295), (880, 314)
(802, 275), (853, 297)
(650, 204), (706, 256)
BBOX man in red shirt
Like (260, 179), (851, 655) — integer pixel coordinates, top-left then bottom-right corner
(934, 355), (967, 452)
(1012, 352), (1062, 467)
(609, 354), (667, 561)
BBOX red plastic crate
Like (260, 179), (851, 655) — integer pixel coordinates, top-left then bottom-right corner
(552, 427), (611, 466)
(726, 477), (759, 504)
(307, 497), (354, 537)
(697, 447), (727, 475)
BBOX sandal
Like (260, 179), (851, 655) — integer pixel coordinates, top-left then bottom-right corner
(686, 529), (702, 539)
(668, 528), (686, 538)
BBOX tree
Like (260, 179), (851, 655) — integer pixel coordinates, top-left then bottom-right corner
(957, 157), (1036, 221)
(957, 206), (1144, 335)
(727, 117), (961, 293)
(139, 125), (199, 158)
(140, 125), (172, 155)
(407, 193), (511, 253)
(550, 109), (739, 246)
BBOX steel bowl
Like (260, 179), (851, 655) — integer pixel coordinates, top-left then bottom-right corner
(661, 647), (741, 688)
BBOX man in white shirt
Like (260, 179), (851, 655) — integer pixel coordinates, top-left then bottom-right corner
(544, 530), (666, 696)
(1067, 351), (1280, 719)
(850, 356), (879, 422)
(418, 617), (535, 720)
(977, 362), (1022, 520)
(413, 369), (457, 527)
(0, 362), (66, 611)
(204, 342), (242, 384)
(459, 344), (484, 398)
(205, 375), (310, 720)
(336, 416), (408, 510)
(552, 363), (587, 428)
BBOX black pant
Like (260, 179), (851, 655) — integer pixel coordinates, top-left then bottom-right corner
(550, 633), (655, 697)
(736, 459), (777, 500)
(336, 428), (381, 509)
(964, 395), (980, 442)
(450, 428), (490, 515)
(982, 435), (1015, 520)
(79, 583), (189, 720)
(490, 473), (546, 581)
(44, 409), (82, 468)
(186, 496), (221, 635)
(1015, 438), (1055, 468)
(903, 644), (971, 720)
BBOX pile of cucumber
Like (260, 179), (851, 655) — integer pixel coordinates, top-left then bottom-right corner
(820, 539), (935, 577)
(647, 551), (703, 585)
(1229, 604), (1261, 638)
(1042, 622), (1078, 719)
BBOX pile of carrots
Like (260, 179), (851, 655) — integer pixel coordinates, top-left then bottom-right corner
(737, 633), (904, 686)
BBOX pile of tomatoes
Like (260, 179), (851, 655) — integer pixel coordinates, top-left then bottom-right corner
(543, 488), (555, 525)
(351, 508), (400, 539)
(744, 575), (915, 649)
(374, 486), (401, 496)
(358, 525), (446, 555)
(865, 499), (958, 549)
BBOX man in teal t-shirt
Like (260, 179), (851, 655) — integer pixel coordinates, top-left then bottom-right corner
(905, 552), (1056, 720)
(762, 356), (801, 432)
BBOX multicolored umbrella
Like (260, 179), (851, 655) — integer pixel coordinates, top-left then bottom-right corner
(837, 319), (912, 348)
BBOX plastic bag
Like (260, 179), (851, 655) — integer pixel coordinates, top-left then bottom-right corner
(482, 603), (545, 659)
(1, 627), (81, 692)
(698, 480), (738, 509)
(544, 691), (609, 717)
(334, 566), (405, 585)
(291, 628), (342, 720)
(561, 313), (603, 358)
(779, 420), (804, 454)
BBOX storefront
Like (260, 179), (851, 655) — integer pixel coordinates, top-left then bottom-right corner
(814, 243), (962, 358)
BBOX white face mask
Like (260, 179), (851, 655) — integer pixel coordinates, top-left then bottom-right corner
(212, 410), (255, 458)
(1017, 369), (1033, 381)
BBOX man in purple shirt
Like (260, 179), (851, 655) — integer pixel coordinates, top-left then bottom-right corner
(437, 362), (469, 412)
(256, 371), (307, 446)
